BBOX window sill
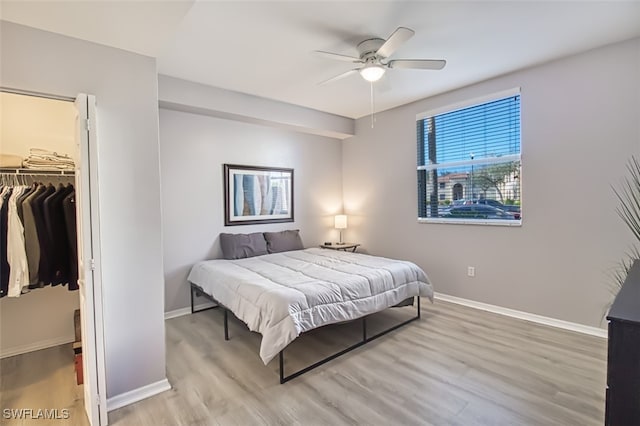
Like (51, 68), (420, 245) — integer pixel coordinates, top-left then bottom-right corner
(418, 218), (522, 227)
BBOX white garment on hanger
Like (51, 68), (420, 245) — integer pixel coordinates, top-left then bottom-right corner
(7, 185), (30, 297)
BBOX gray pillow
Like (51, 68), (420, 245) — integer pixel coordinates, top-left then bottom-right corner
(219, 232), (268, 260)
(263, 229), (304, 253)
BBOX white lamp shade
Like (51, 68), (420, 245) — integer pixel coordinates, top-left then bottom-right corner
(334, 215), (348, 229)
(359, 64), (385, 82)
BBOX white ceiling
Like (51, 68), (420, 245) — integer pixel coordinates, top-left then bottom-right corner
(2, 1), (640, 119)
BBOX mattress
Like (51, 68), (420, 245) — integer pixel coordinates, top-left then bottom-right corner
(187, 247), (434, 364)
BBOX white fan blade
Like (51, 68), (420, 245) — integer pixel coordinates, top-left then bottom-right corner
(314, 50), (361, 63)
(318, 69), (359, 85)
(377, 27), (415, 58)
(388, 59), (446, 70)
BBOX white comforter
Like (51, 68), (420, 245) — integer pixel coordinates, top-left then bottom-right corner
(187, 248), (433, 364)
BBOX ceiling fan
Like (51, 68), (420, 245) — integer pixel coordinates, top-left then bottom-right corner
(315, 27), (446, 85)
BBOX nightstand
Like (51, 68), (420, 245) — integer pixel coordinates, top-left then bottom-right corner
(320, 243), (360, 253)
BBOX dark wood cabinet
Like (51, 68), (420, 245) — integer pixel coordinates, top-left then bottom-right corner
(606, 260), (640, 425)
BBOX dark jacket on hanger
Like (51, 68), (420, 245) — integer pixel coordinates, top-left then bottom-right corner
(44, 184), (73, 285)
(16, 183), (37, 225)
(22, 184), (46, 286)
(0, 188), (14, 297)
(30, 184), (55, 287)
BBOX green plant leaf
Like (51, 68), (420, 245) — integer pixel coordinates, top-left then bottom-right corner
(613, 156), (640, 244)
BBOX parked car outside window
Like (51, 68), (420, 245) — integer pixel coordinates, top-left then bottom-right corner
(444, 204), (520, 220)
(475, 199), (521, 214)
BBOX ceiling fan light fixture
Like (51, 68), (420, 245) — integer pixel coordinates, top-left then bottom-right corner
(359, 64), (385, 82)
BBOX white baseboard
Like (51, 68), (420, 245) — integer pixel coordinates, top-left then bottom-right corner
(434, 292), (608, 339)
(164, 301), (217, 320)
(0, 335), (75, 359)
(107, 378), (171, 412)
(164, 307), (191, 319)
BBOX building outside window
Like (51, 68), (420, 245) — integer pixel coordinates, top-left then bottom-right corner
(416, 89), (521, 224)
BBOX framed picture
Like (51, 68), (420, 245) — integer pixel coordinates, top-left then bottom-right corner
(224, 164), (294, 226)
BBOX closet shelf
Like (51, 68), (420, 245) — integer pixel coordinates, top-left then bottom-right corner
(0, 168), (75, 176)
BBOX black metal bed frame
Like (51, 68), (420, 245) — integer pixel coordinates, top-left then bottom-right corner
(190, 283), (421, 384)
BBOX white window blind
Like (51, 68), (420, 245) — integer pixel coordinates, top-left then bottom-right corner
(417, 91), (522, 224)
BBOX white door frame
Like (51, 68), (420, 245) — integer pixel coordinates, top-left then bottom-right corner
(0, 87), (108, 425)
(75, 94), (108, 425)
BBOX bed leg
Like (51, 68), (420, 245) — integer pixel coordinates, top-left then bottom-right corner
(224, 308), (229, 341)
(362, 317), (367, 342)
(279, 351), (285, 384)
(190, 285), (195, 314)
(417, 296), (421, 319)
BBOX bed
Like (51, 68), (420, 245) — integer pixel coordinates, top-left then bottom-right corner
(187, 236), (433, 383)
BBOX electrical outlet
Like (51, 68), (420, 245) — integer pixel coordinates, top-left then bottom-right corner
(467, 266), (475, 277)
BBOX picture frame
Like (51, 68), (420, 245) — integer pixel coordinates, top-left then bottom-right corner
(223, 164), (294, 226)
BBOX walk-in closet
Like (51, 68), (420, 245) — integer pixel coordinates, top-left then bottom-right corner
(0, 91), (89, 425)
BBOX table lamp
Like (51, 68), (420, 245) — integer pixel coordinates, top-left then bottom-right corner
(334, 215), (347, 245)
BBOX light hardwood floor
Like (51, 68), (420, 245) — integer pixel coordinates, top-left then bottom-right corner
(0, 300), (607, 425)
(108, 300), (607, 426)
(0, 344), (88, 426)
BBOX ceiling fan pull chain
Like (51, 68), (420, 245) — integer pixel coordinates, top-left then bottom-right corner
(370, 81), (375, 128)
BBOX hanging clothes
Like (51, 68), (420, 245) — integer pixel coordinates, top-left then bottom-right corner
(16, 183), (36, 224)
(31, 183), (55, 288)
(22, 184), (45, 286)
(0, 186), (13, 297)
(44, 184), (73, 285)
(0, 174), (78, 297)
(7, 185), (30, 296)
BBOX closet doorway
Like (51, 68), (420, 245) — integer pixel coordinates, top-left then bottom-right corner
(0, 90), (107, 425)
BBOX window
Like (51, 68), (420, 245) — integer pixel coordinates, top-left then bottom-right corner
(417, 89), (521, 225)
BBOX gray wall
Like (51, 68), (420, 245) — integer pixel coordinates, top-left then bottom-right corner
(1, 22), (167, 398)
(159, 108), (343, 313)
(343, 37), (640, 329)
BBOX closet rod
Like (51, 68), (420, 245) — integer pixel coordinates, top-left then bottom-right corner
(0, 168), (75, 176)
(0, 87), (75, 102)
